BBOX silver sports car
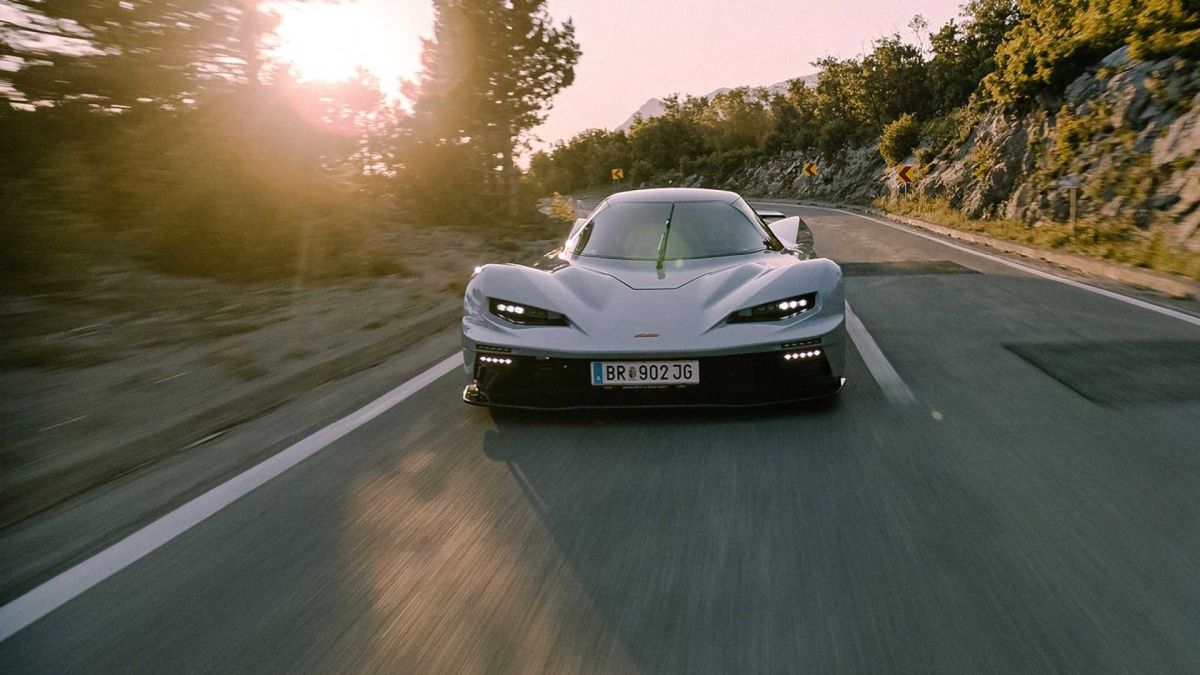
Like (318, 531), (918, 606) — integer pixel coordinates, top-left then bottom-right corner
(462, 188), (846, 408)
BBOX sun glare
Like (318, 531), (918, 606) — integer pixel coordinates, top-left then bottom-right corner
(269, 0), (430, 99)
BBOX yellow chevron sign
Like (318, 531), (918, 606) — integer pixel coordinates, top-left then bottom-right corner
(803, 162), (818, 177)
(611, 167), (624, 181)
(897, 165), (914, 184)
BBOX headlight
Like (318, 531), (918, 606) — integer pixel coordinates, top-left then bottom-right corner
(489, 298), (569, 326)
(727, 292), (817, 323)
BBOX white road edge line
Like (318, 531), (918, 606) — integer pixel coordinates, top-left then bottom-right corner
(0, 353), (464, 643)
(844, 303), (918, 409)
(510, 461), (550, 513)
(754, 202), (1200, 329)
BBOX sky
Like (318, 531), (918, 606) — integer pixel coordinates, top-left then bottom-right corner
(535, 0), (965, 146)
(270, 0), (967, 150)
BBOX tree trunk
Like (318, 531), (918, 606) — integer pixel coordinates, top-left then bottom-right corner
(239, 3), (262, 87)
(500, 130), (518, 221)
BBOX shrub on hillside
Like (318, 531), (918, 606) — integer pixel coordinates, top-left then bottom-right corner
(879, 114), (922, 166)
(549, 192), (576, 222)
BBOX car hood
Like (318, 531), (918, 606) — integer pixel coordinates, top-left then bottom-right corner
(567, 254), (771, 290)
(465, 251), (843, 354)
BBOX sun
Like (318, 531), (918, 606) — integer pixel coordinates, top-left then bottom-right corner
(268, 0), (431, 98)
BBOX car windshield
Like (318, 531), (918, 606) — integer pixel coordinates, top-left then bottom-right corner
(572, 199), (776, 260)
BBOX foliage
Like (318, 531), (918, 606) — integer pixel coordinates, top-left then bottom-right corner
(0, 0), (581, 284)
(922, 108), (978, 151)
(3, 0), (264, 108)
(682, 147), (764, 183)
(984, 0), (1200, 105)
(0, 82), (386, 282)
(858, 35), (934, 128)
(697, 87), (774, 152)
(629, 116), (708, 173)
(876, 194), (1200, 279)
(969, 140), (1000, 182)
(1048, 103), (1113, 173)
(927, 1), (1021, 110)
(548, 192), (576, 223)
(529, 128), (630, 193)
(879, 114), (922, 166)
(399, 0), (580, 223)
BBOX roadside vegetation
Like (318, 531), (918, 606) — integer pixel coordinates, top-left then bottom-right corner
(533, 0), (1196, 188)
(877, 195), (1200, 279)
(1, 0), (579, 287)
(0, 0), (579, 497)
(530, 0), (1200, 277)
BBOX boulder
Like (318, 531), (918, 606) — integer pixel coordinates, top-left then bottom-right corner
(1098, 196), (1125, 219)
(1151, 95), (1200, 168)
(1107, 65), (1153, 128)
(1176, 208), (1200, 251)
(1169, 165), (1200, 217)
(1066, 73), (1098, 104)
(1005, 182), (1033, 221)
(1101, 47), (1132, 70)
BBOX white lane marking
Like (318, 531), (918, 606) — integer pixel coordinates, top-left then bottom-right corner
(0, 353), (463, 643)
(153, 372), (189, 385)
(844, 303), (918, 409)
(510, 461), (549, 513)
(37, 415), (88, 433)
(754, 201), (1200, 329)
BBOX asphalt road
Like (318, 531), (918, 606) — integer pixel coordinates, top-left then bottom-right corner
(3, 205), (1200, 673)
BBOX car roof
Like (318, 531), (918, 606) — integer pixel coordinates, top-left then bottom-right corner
(604, 187), (741, 204)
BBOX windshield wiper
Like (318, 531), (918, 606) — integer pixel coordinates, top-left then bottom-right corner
(656, 203), (676, 271)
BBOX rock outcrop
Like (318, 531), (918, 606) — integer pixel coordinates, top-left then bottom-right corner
(696, 47), (1200, 253)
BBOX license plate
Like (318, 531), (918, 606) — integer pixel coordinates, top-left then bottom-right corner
(591, 360), (699, 386)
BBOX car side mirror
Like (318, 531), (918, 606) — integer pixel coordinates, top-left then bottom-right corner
(768, 216), (816, 255)
(768, 216), (801, 247)
(570, 217), (587, 238)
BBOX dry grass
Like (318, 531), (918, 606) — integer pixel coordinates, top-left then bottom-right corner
(876, 195), (1200, 280)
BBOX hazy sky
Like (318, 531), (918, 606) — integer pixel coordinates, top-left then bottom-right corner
(272, 0), (966, 148)
(534, 0), (966, 146)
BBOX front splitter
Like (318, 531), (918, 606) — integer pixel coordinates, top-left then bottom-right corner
(462, 378), (845, 410)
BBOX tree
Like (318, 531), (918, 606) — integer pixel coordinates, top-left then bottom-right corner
(629, 116), (708, 173)
(809, 55), (871, 154)
(879, 113), (921, 165)
(765, 80), (817, 152)
(928, 1), (1020, 111)
(2, 0), (267, 110)
(527, 128), (630, 193)
(700, 87), (774, 152)
(858, 34), (932, 128)
(0, 1), (393, 281)
(980, 0), (1197, 105)
(402, 0), (580, 221)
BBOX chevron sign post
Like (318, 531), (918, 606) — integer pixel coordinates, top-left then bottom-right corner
(895, 164), (915, 196)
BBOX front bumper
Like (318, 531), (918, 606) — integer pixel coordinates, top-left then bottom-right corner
(462, 348), (843, 409)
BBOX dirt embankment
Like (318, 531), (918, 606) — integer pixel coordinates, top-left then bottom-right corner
(0, 219), (565, 531)
(693, 46), (1200, 271)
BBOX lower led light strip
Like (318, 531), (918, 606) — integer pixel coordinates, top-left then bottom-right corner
(480, 356), (513, 365)
(783, 349), (822, 361)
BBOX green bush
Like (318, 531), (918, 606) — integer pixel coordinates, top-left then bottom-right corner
(548, 192), (576, 223)
(969, 140), (1000, 181)
(1049, 103), (1111, 174)
(985, 0), (1200, 105)
(879, 114), (922, 166)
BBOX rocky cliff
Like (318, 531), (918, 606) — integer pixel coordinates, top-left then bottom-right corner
(690, 47), (1200, 254)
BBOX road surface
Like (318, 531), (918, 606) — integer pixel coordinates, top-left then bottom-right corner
(3, 204), (1200, 673)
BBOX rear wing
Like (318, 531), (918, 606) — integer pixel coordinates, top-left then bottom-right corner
(753, 209), (787, 223)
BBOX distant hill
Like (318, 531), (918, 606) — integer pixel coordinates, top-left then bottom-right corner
(616, 73), (820, 132)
